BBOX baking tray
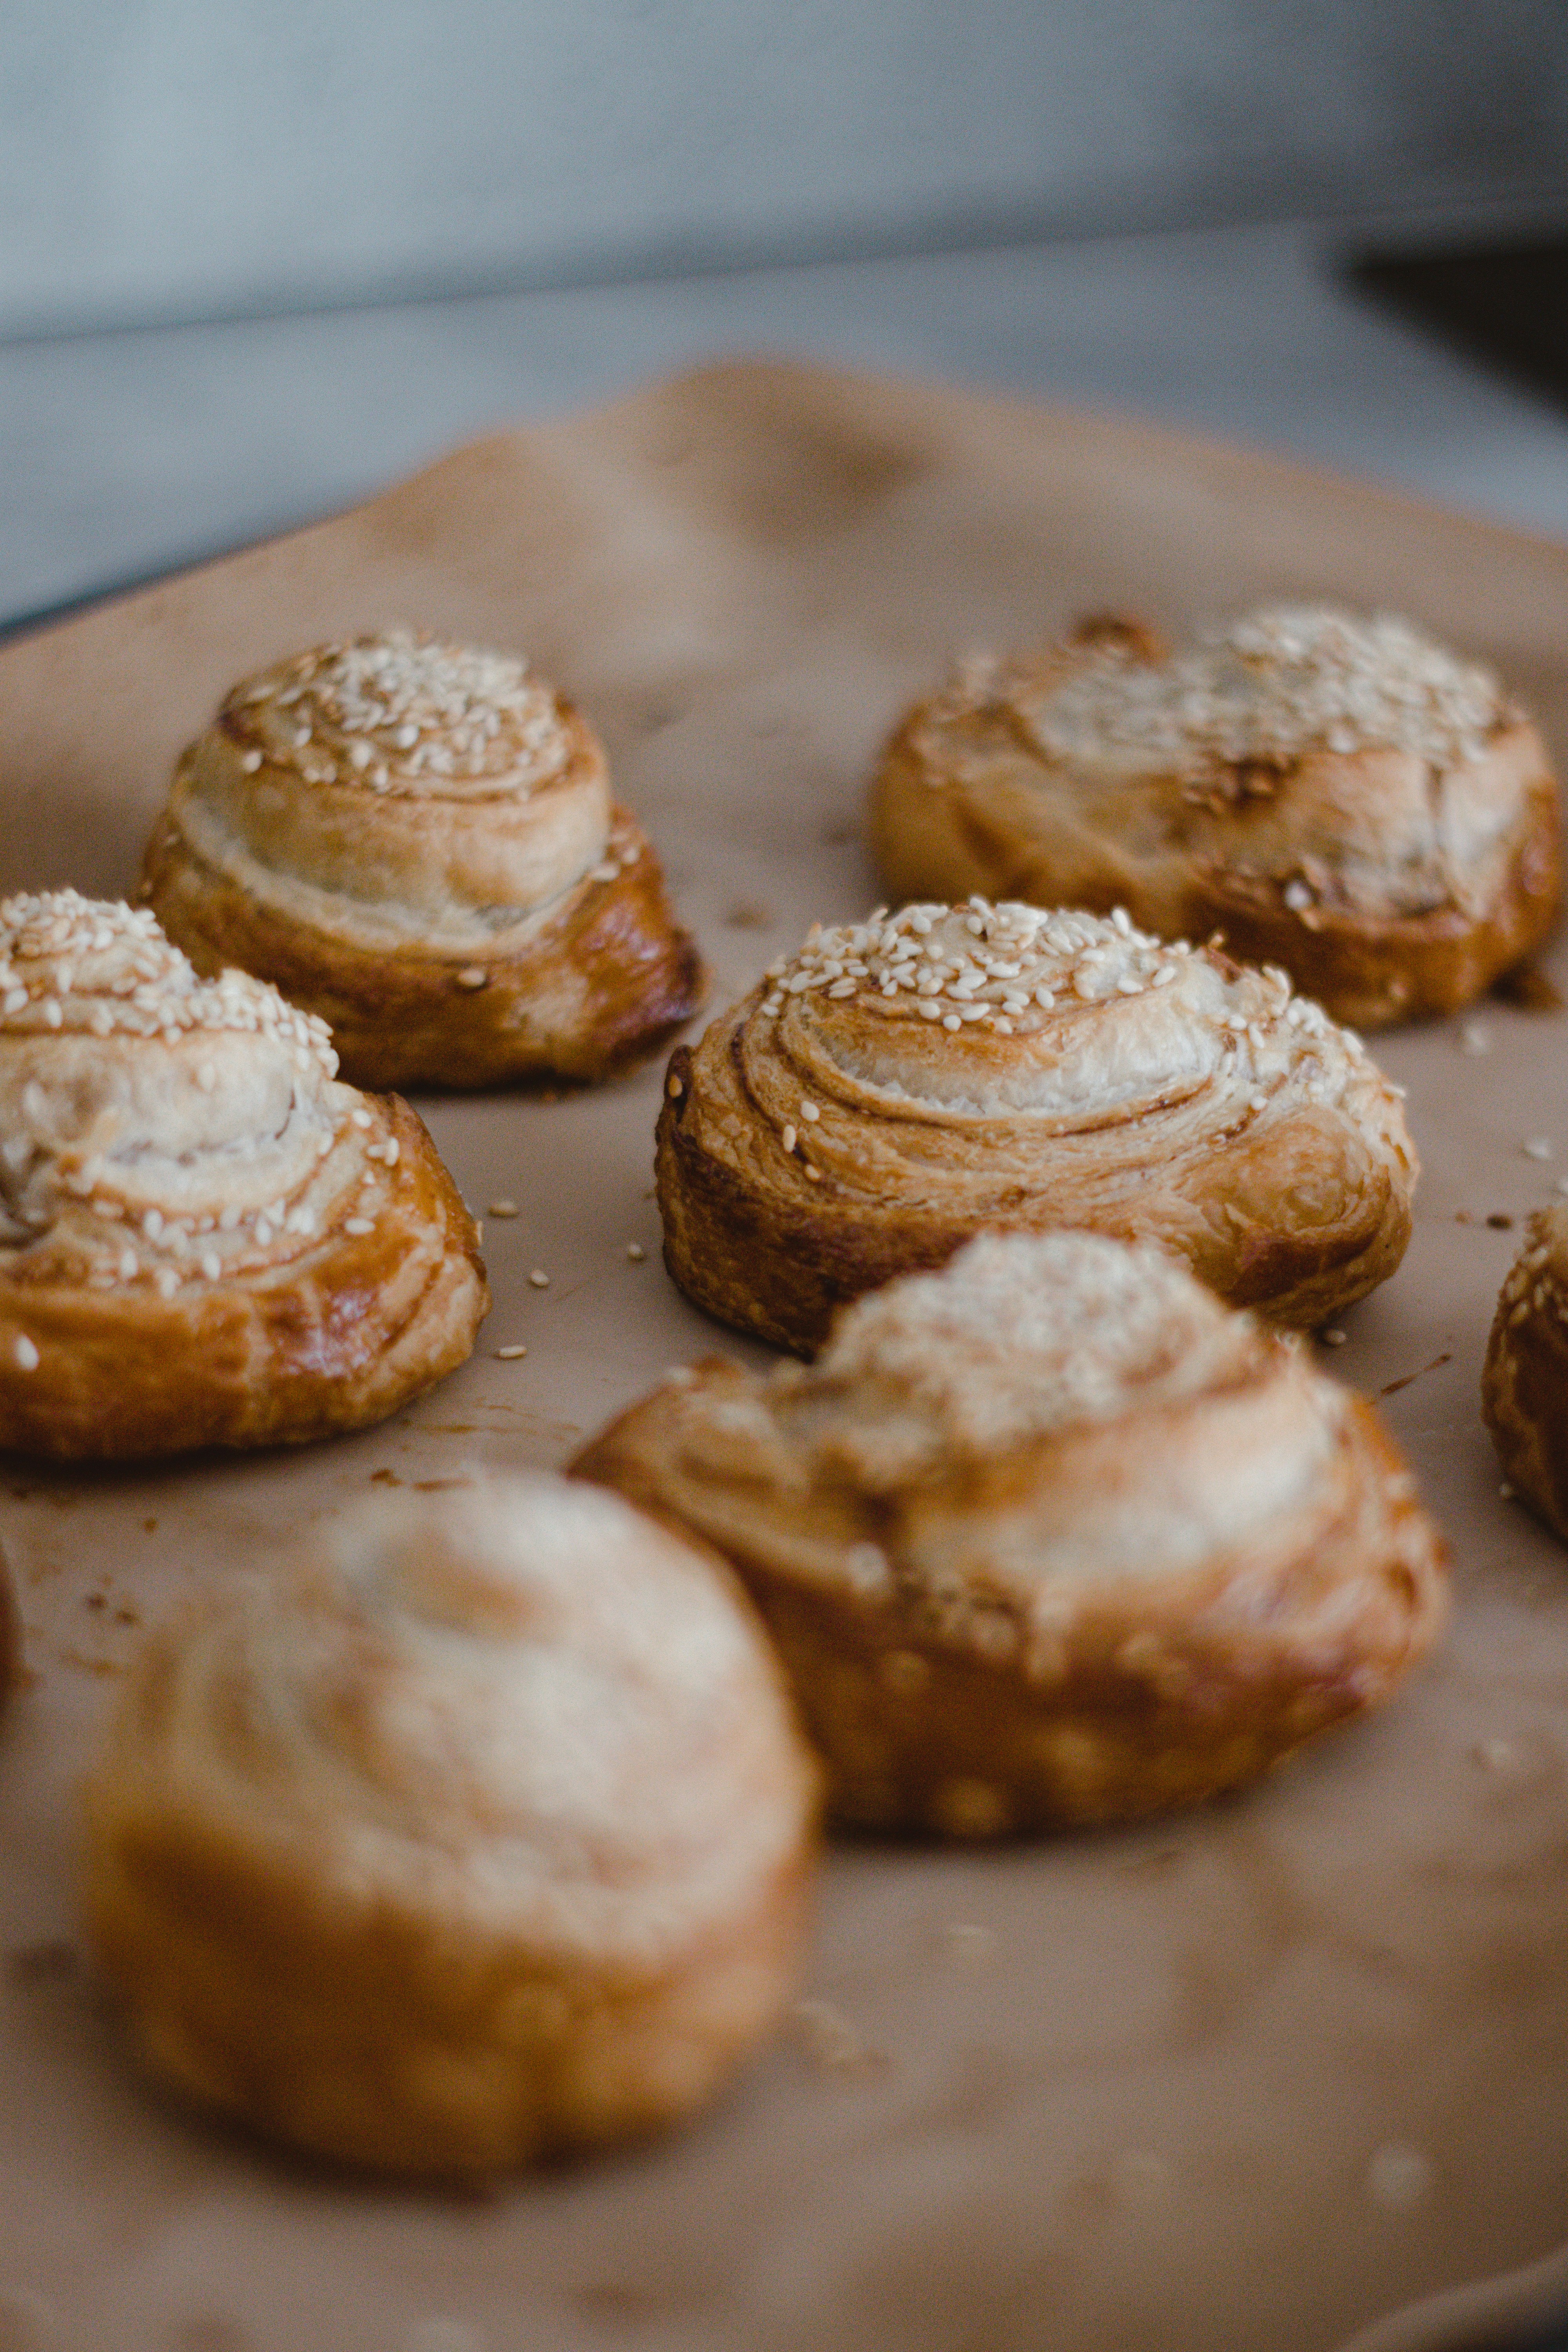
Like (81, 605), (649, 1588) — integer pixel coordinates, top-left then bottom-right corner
(3, 358), (1568, 2352)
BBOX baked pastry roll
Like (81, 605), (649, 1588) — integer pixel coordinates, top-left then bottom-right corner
(871, 607), (1561, 1029)
(140, 630), (704, 1089)
(575, 1231), (1445, 1835)
(656, 896), (1416, 1354)
(83, 1475), (818, 2176)
(1483, 1207), (1568, 1539)
(0, 890), (486, 1459)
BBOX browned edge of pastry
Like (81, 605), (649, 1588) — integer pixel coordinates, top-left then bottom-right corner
(86, 1793), (815, 2177)
(656, 1047), (965, 1356)
(654, 1036), (1412, 1360)
(0, 1095), (487, 1460)
(1179, 769), (1563, 1030)
(140, 806), (706, 1091)
(1483, 1218), (1568, 1541)
(573, 1375), (1446, 1836)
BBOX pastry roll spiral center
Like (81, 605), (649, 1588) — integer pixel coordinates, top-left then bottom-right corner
(771, 902), (1232, 1120)
(753, 900), (1374, 1137)
(762, 1233), (1339, 1584)
(985, 606), (1524, 919)
(0, 891), (341, 1242)
(172, 632), (612, 944)
(130, 1479), (810, 1968)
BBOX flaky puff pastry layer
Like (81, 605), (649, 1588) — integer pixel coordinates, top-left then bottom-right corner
(1483, 1206), (1568, 1541)
(656, 898), (1416, 1356)
(140, 632), (704, 1088)
(575, 1232), (1446, 1835)
(83, 1477), (818, 2176)
(871, 608), (1561, 1031)
(0, 891), (486, 1459)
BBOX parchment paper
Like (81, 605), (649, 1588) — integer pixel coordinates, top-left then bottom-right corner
(2, 359), (1568, 2352)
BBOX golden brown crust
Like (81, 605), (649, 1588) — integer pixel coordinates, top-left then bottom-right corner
(0, 1093), (485, 1460)
(139, 633), (705, 1089)
(656, 900), (1417, 1356)
(1482, 1207), (1568, 1539)
(144, 802), (706, 1090)
(0, 893), (487, 1461)
(83, 1477), (819, 2175)
(871, 607), (1562, 1030)
(575, 1234), (1446, 1834)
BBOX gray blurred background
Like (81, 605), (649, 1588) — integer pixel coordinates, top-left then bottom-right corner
(6, 0), (1566, 339)
(5, 0), (1568, 625)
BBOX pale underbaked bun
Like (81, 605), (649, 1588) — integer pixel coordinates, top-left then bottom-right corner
(871, 607), (1561, 1030)
(0, 890), (486, 1459)
(575, 1231), (1446, 1835)
(140, 630), (705, 1089)
(83, 1475), (818, 2176)
(1483, 1207), (1568, 1539)
(656, 896), (1417, 1355)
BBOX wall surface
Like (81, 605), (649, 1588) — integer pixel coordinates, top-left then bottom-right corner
(5, 0), (1568, 340)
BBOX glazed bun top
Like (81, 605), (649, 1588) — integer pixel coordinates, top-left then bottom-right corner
(582, 1228), (1396, 1621)
(0, 889), (345, 1263)
(740, 895), (1406, 1169)
(99, 1475), (816, 1969)
(168, 631), (617, 949)
(937, 606), (1535, 923)
(813, 1225), (1267, 1483)
(218, 631), (574, 801)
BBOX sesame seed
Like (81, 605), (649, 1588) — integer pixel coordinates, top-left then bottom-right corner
(781, 1123), (797, 1152)
(488, 1199), (519, 1217)
(626, 1242), (646, 1261)
(13, 1334), (38, 1370)
(495, 1343), (528, 1359)
(1010, 606), (1506, 779)
(345, 1217), (374, 1236)
(351, 1108), (373, 1128)
(667, 1075), (684, 1099)
(528, 1268), (550, 1288)
(154, 1268), (179, 1299)
(200, 1250), (221, 1280)
(456, 966), (488, 989)
(1321, 1328), (1348, 1346)
(801, 1101), (820, 1121)
(1523, 1138), (1553, 1161)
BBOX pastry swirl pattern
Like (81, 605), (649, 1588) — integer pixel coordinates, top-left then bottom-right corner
(141, 631), (704, 1087)
(656, 897), (1417, 1354)
(83, 1475), (818, 2174)
(870, 606), (1561, 1029)
(0, 890), (486, 1457)
(575, 1232), (1446, 1834)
